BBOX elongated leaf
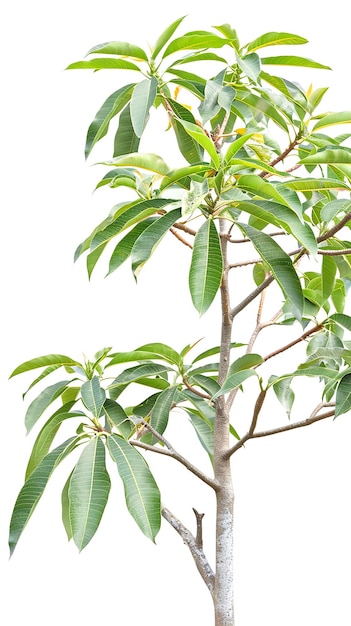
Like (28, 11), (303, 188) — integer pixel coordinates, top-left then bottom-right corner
(335, 373), (351, 417)
(189, 219), (223, 315)
(160, 164), (210, 191)
(81, 377), (106, 418)
(107, 218), (155, 275)
(107, 349), (171, 366)
(236, 52), (261, 82)
(9, 437), (79, 556)
(136, 343), (181, 366)
(61, 472), (73, 540)
(238, 223), (304, 320)
(185, 408), (214, 459)
(229, 353), (263, 373)
(67, 58), (141, 71)
(69, 438), (111, 551)
(239, 94), (289, 132)
(192, 342), (243, 363)
(107, 434), (161, 541)
(312, 111), (351, 132)
(132, 207), (181, 276)
(283, 178), (350, 192)
(130, 77), (158, 138)
(177, 119), (220, 168)
(322, 255), (337, 302)
(247, 32), (308, 52)
(144, 385), (178, 443)
(151, 15), (186, 59)
(113, 103), (140, 157)
(109, 364), (171, 389)
(162, 32), (227, 58)
(261, 56), (331, 70)
(299, 147), (351, 165)
(91, 198), (177, 252)
(10, 354), (80, 377)
(85, 84), (134, 159)
(213, 369), (258, 398)
(25, 380), (71, 434)
(172, 51), (228, 65)
(270, 375), (295, 418)
(165, 97), (204, 164)
(25, 403), (83, 479)
(101, 152), (170, 175)
(21, 364), (62, 398)
(237, 174), (291, 207)
(224, 133), (255, 162)
(86, 41), (148, 61)
(328, 313), (351, 332)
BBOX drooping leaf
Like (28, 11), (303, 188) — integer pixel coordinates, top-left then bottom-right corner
(85, 84), (134, 159)
(131, 207), (182, 276)
(107, 218), (155, 275)
(103, 399), (132, 439)
(270, 375), (295, 418)
(189, 219), (223, 315)
(335, 373), (351, 417)
(238, 223), (304, 320)
(321, 255), (337, 302)
(236, 52), (261, 82)
(165, 98), (204, 164)
(107, 434), (161, 541)
(177, 119), (220, 168)
(130, 77), (158, 138)
(81, 377), (106, 418)
(25, 380), (72, 434)
(9, 437), (80, 556)
(69, 437), (111, 551)
(113, 103), (140, 157)
(143, 385), (179, 443)
(185, 408), (214, 460)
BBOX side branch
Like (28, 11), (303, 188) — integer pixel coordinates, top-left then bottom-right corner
(225, 388), (267, 458)
(162, 506), (215, 597)
(131, 421), (219, 491)
(263, 322), (323, 363)
(252, 406), (335, 438)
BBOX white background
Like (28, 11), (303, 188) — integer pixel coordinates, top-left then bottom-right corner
(2, 1), (351, 625)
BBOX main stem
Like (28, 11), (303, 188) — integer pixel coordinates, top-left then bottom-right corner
(213, 220), (235, 626)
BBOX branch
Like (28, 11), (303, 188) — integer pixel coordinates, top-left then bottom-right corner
(225, 389), (267, 458)
(318, 210), (351, 243)
(318, 248), (351, 256)
(263, 322), (323, 363)
(162, 506), (215, 596)
(252, 406), (335, 439)
(131, 420), (219, 491)
(170, 226), (193, 249)
(259, 136), (300, 178)
(183, 378), (211, 400)
(230, 275), (274, 319)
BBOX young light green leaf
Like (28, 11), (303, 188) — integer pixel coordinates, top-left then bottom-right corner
(270, 375), (295, 418)
(236, 52), (261, 82)
(237, 174), (291, 207)
(107, 434), (161, 541)
(312, 111), (351, 132)
(151, 15), (187, 59)
(162, 31), (227, 58)
(322, 255), (337, 302)
(177, 119), (220, 168)
(9, 437), (80, 556)
(10, 354), (80, 378)
(67, 58), (141, 71)
(224, 133), (255, 162)
(86, 41), (148, 61)
(238, 223), (304, 320)
(81, 376), (106, 418)
(25, 380), (72, 434)
(261, 56), (331, 70)
(299, 147), (351, 165)
(189, 219), (223, 315)
(246, 32), (308, 52)
(130, 77), (158, 138)
(132, 207), (182, 276)
(101, 152), (170, 175)
(135, 343), (181, 366)
(69, 437), (111, 551)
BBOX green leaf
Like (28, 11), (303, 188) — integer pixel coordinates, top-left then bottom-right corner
(185, 408), (214, 460)
(25, 403), (83, 479)
(283, 178), (350, 192)
(151, 15), (187, 59)
(61, 472), (73, 541)
(86, 41), (148, 61)
(213, 369), (258, 398)
(261, 56), (331, 70)
(239, 94), (289, 132)
(107, 434), (161, 541)
(299, 147), (351, 165)
(85, 84), (134, 159)
(113, 103), (140, 157)
(199, 69), (236, 125)
(224, 133), (256, 162)
(103, 399), (132, 439)
(9, 437), (80, 556)
(270, 375), (295, 418)
(246, 32), (308, 52)
(10, 354), (80, 378)
(109, 364), (172, 389)
(107, 219), (155, 275)
(177, 119), (220, 168)
(66, 58), (141, 71)
(160, 164), (211, 191)
(328, 314), (351, 332)
(237, 174), (291, 207)
(236, 52), (261, 82)
(69, 438), (111, 551)
(101, 152), (170, 175)
(322, 255), (337, 302)
(229, 353), (263, 373)
(135, 343), (181, 366)
(81, 377), (106, 418)
(238, 223), (304, 320)
(145, 386), (179, 443)
(312, 111), (351, 132)
(25, 380), (71, 434)
(132, 207), (181, 276)
(130, 77), (158, 138)
(189, 219), (223, 315)
(162, 31), (227, 58)
(335, 373), (351, 417)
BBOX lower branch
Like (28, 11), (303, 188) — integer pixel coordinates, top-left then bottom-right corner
(162, 506), (215, 597)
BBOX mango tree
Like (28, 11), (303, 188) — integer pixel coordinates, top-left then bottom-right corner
(9, 16), (351, 626)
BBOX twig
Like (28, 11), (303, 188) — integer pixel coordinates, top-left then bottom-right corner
(263, 323), (323, 363)
(183, 378), (211, 400)
(252, 407), (335, 439)
(230, 275), (274, 320)
(225, 389), (267, 458)
(170, 226), (193, 249)
(162, 506), (215, 596)
(192, 508), (205, 549)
